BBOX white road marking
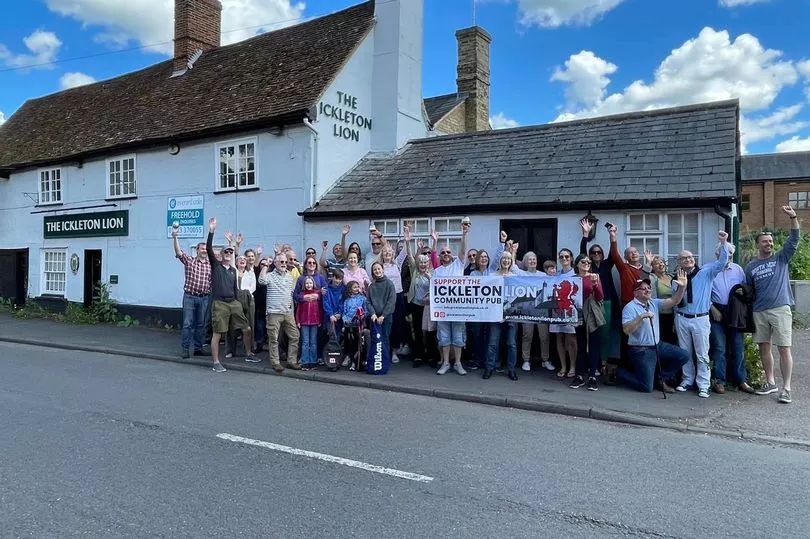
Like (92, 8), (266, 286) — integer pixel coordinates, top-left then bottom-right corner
(216, 433), (435, 483)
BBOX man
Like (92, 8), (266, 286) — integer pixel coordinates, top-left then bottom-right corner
(320, 225), (350, 277)
(608, 224), (649, 306)
(259, 251), (299, 372)
(432, 221), (470, 375)
(617, 272), (689, 393)
(673, 231), (730, 398)
(747, 205), (800, 404)
(709, 242), (754, 394)
(366, 229), (384, 273)
(463, 249), (478, 276)
(206, 217), (256, 372)
(172, 226), (211, 359)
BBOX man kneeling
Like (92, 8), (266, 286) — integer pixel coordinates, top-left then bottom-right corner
(617, 271), (688, 393)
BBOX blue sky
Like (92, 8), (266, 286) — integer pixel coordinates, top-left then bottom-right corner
(1, 0), (809, 154)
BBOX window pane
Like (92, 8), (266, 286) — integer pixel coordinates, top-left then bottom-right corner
(629, 215), (643, 231)
(434, 219), (449, 233)
(645, 214), (659, 231)
(668, 214), (682, 233)
(646, 238), (660, 254)
(800, 192), (808, 202)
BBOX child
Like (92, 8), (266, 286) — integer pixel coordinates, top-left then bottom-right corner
(323, 268), (346, 345)
(341, 280), (370, 371)
(295, 276), (322, 370)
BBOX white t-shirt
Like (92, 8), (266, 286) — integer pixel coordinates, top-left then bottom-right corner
(433, 257), (464, 278)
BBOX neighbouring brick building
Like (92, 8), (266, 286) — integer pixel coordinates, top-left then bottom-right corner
(741, 151), (810, 231)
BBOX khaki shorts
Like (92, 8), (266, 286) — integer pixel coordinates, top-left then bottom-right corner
(753, 305), (792, 347)
(212, 299), (249, 335)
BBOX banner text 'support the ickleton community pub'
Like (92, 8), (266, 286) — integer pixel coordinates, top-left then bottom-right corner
(430, 275), (583, 324)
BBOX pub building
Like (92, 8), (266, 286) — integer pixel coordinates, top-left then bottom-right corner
(0, 0), (741, 322)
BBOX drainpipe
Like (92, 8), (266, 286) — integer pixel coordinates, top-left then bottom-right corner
(714, 204), (736, 263)
(303, 118), (319, 255)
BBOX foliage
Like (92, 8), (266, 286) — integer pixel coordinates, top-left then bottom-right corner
(89, 282), (119, 324)
(11, 301), (52, 320)
(117, 314), (140, 327)
(743, 334), (764, 388)
(738, 229), (810, 280)
(63, 302), (96, 324)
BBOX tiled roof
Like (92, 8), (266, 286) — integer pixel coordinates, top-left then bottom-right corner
(423, 93), (468, 126)
(741, 151), (810, 182)
(0, 1), (375, 172)
(305, 100), (740, 218)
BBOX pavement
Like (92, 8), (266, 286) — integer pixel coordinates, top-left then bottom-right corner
(1, 313), (808, 447)
(4, 341), (810, 538)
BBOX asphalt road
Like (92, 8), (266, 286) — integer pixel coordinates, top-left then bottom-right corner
(2, 341), (809, 538)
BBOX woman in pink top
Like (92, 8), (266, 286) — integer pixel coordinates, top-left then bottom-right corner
(342, 252), (370, 293)
(295, 276), (323, 370)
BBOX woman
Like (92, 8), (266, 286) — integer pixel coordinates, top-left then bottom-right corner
(376, 234), (411, 362)
(519, 251), (554, 373)
(347, 242), (365, 269)
(483, 251), (519, 381)
(368, 262), (397, 361)
(550, 248), (577, 378)
(468, 249), (497, 370)
(404, 237), (438, 368)
(648, 254), (677, 345)
(342, 252), (370, 293)
(569, 254), (604, 391)
(226, 254), (256, 359)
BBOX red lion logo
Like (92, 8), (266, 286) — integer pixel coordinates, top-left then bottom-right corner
(554, 280), (578, 317)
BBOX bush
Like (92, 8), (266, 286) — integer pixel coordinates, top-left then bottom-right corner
(63, 302), (96, 324)
(744, 334), (764, 388)
(738, 228), (810, 279)
(89, 282), (119, 324)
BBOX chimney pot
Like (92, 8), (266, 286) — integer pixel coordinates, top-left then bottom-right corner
(174, 0), (222, 73)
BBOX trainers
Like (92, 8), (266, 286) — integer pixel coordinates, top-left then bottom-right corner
(225, 353), (233, 359)
(569, 376), (586, 389)
(778, 389), (792, 404)
(212, 362), (227, 373)
(400, 344), (411, 355)
(698, 389), (710, 398)
(675, 383), (690, 392)
(349, 363), (356, 371)
(341, 356), (351, 368)
(521, 361), (531, 372)
(541, 360), (556, 371)
(453, 362), (467, 375)
(245, 354), (261, 363)
(392, 353), (400, 364)
(181, 349), (190, 359)
(755, 381), (778, 395)
(587, 377), (598, 391)
(437, 363), (450, 375)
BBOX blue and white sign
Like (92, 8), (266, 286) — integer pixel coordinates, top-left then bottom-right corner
(166, 195), (205, 238)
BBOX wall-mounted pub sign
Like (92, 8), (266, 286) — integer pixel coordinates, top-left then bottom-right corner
(44, 210), (129, 239)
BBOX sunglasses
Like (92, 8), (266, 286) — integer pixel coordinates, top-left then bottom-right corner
(590, 250), (603, 255)
(372, 242), (382, 247)
(306, 261), (317, 265)
(440, 250), (452, 255)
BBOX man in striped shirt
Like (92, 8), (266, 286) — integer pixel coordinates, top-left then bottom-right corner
(259, 252), (299, 372)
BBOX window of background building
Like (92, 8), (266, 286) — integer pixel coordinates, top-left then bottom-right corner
(741, 193), (750, 211)
(216, 139), (256, 191)
(107, 156), (136, 198)
(627, 212), (700, 270)
(42, 249), (67, 295)
(38, 168), (62, 205)
(789, 192), (810, 209)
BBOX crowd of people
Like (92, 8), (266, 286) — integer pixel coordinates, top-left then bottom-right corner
(171, 206), (799, 404)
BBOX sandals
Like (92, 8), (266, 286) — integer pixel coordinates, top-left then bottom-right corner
(556, 370), (566, 378)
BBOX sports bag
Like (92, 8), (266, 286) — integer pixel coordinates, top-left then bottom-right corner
(324, 321), (342, 372)
(366, 321), (391, 375)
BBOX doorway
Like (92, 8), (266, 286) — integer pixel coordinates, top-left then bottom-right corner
(84, 250), (102, 308)
(499, 219), (558, 265)
(0, 249), (28, 305)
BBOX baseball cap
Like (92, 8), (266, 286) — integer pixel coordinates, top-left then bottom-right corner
(222, 247), (235, 254)
(633, 278), (652, 290)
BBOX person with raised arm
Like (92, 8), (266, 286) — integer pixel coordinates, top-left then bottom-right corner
(432, 219), (470, 375)
(171, 224), (211, 359)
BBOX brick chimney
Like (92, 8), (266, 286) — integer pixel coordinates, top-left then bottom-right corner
(173, 0), (222, 72)
(456, 26), (491, 132)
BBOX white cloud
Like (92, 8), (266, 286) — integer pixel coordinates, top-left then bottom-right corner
(799, 60), (810, 101)
(775, 136), (810, 153)
(550, 27), (804, 150)
(719, 0), (769, 7)
(46, 0), (305, 56)
(490, 113), (519, 129)
(0, 112), (5, 126)
(59, 71), (97, 89)
(0, 30), (62, 69)
(506, 0), (625, 28)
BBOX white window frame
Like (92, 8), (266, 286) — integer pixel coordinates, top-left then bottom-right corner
(625, 211), (702, 271)
(41, 248), (67, 296)
(38, 167), (63, 205)
(369, 216), (465, 255)
(215, 137), (258, 192)
(106, 155), (137, 199)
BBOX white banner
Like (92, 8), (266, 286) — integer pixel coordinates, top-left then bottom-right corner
(430, 276), (504, 322)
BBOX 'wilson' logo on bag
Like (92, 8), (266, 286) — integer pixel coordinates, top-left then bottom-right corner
(373, 332), (383, 371)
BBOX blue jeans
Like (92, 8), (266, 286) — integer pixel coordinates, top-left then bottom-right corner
(469, 323), (487, 368)
(300, 325), (319, 366)
(710, 320), (746, 385)
(181, 293), (209, 351)
(486, 322), (517, 371)
(618, 342), (689, 393)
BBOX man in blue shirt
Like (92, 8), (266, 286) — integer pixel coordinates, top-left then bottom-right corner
(746, 205), (800, 404)
(673, 231), (730, 398)
(618, 270), (688, 393)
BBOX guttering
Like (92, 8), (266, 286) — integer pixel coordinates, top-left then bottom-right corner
(303, 118), (319, 207)
(713, 204), (732, 235)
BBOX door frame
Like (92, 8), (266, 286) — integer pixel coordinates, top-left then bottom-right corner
(83, 249), (103, 308)
(499, 218), (558, 263)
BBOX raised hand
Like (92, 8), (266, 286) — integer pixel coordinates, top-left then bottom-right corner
(342, 224), (351, 235)
(256, 245), (264, 257)
(500, 230), (508, 243)
(717, 230), (729, 243)
(430, 230), (439, 243)
(171, 222), (179, 238)
(208, 217), (217, 232)
(322, 240), (328, 250)
(608, 225), (618, 239)
(224, 231), (233, 244)
(416, 239), (425, 251)
(783, 205), (797, 218)
(675, 268), (687, 287)
(589, 272), (599, 283)
(273, 242), (282, 255)
(511, 242), (519, 255)
(580, 218), (592, 237)
(461, 221), (471, 234)
(235, 232), (244, 245)
(404, 226), (412, 241)
(644, 249), (655, 265)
